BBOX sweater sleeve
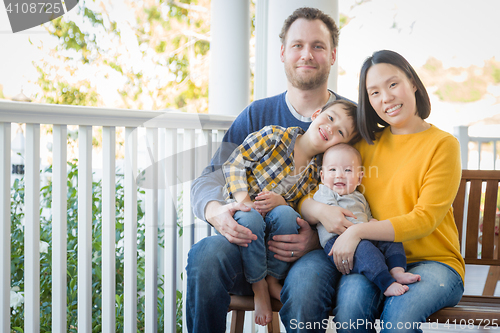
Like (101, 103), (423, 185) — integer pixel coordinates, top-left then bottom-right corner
(390, 136), (462, 242)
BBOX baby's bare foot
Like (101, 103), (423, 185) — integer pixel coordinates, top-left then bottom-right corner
(391, 268), (421, 285)
(252, 279), (273, 326)
(384, 282), (409, 297)
(266, 276), (282, 301)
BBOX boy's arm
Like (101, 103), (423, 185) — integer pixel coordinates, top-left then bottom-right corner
(299, 195), (355, 234)
(222, 126), (277, 200)
(233, 191), (253, 206)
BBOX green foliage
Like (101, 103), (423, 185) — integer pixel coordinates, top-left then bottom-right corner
(435, 77), (486, 103)
(35, 66), (99, 106)
(485, 59), (500, 84)
(34, 0), (212, 112)
(422, 57), (443, 73)
(10, 160), (182, 332)
(339, 13), (351, 30)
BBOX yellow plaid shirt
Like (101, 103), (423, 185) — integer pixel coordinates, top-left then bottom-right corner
(222, 125), (321, 209)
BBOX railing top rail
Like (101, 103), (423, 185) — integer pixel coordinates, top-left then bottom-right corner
(0, 100), (236, 130)
(469, 137), (500, 143)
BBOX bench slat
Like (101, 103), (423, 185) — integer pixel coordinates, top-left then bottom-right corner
(466, 180), (482, 259)
(454, 179), (467, 245)
(482, 179), (499, 259)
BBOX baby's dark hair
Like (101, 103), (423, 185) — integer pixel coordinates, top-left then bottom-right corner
(320, 100), (361, 144)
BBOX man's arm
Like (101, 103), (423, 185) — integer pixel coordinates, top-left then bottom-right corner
(190, 165), (227, 221)
(190, 164), (257, 245)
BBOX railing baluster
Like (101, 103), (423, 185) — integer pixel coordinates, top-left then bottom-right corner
(25, 123), (40, 333)
(78, 125), (92, 332)
(145, 128), (159, 333)
(477, 142), (482, 170)
(206, 130), (214, 236)
(164, 128), (177, 333)
(182, 129), (195, 333)
(194, 130), (210, 241)
(0, 122), (11, 333)
(494, 141), (497, 170)
(124, 127), (138, 333)
(52, 125), (67, 333)
(102, 126), (116, 333)
(217, 129), (225, 151)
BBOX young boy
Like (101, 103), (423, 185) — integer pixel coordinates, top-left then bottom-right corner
(222, 100), (358, 326)
(313, 143), (421, 297)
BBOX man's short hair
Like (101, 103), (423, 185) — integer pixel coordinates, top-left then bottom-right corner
(279, 7), (339, 49)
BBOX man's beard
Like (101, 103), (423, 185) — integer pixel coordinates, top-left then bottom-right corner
(284, 61), (330, 90)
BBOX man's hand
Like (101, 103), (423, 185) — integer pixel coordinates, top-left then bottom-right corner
(267, 217), (320, 262)
(205, 201), (257, 246)
(254, 191), (287, 215)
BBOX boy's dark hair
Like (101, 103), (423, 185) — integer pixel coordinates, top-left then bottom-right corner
(320, 100), (361, 145)
(357, 50), (431, 144)
(279, 7), (339, 49)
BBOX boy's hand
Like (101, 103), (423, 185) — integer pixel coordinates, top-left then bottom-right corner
(268, 217), (320, 262)
(320, 206), (356, 235)
(254, 191), (287, 215)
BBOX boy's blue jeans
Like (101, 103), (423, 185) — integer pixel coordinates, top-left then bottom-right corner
(324, 237), (407, 292)
(232, 205), (300, 282)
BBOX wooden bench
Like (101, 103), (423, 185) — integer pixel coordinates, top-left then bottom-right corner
(228, 170), (500, 332)
(427, 169), (500, 324)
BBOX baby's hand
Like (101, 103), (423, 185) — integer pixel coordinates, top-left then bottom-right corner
(254, 191), (286, 215)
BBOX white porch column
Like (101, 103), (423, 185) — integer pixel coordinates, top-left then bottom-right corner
(209, 0), (250, 116)
(255, 0), (339, 99)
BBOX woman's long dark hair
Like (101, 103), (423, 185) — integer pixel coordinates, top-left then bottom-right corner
(357, 50), (431, 144)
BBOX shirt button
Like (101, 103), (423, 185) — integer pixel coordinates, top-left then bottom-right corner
(290, 166), (295, 170)
(272, 183), (276, 188)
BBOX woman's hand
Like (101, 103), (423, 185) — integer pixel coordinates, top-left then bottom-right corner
(330, 225), (362, 275)
(254, 191), (287, 215)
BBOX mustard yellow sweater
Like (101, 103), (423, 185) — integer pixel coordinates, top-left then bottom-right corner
(354, 125), (465, 281)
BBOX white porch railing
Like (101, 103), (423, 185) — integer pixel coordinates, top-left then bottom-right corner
(455, 125), (500, 170)
(0, 100), (235, 333)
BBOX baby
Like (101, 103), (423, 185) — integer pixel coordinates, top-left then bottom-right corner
(314, 143), (421, 297)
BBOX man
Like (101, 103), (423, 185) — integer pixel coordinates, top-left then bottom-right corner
(187, 7), (354, 332)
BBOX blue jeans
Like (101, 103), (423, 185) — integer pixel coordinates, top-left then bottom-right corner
(333, 261), (464, 333)
(186, 237), (336, 332)
(233, 206), (300, 282)
(324, 237), (407, 292)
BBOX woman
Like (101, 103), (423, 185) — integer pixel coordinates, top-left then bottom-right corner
(300, 50), (465, 332)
